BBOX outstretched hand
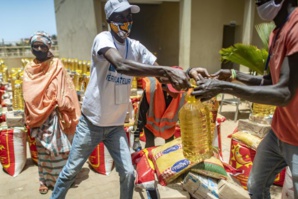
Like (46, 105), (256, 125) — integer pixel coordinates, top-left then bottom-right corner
(191, 78), (222, 100)
(210, 69), (232, 81)
(165, 67), (191, 91)
(188, 67), (210, 81)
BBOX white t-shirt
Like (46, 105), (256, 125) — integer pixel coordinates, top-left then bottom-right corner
(82, 31), (156, 126)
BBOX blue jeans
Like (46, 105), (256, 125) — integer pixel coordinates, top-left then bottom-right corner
(247, 130), (298, 199)
(50, 114), (135, 199)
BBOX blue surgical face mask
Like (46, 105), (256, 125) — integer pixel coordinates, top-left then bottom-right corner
(257, 0), (284, 21)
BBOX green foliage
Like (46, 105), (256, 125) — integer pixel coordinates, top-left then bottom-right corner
(220, 43), (268, 75)
(219, 22), (275, 75)
(255, 22), (275, 50)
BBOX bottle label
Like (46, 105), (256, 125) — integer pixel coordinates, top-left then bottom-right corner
(171, 159), (190, 173)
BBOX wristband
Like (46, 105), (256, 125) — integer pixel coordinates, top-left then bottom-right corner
(230, 69), (237, 80)
(260, 78), (265, 86)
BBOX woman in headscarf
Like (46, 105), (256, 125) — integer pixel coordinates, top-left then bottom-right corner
(22, 31), (81, 194)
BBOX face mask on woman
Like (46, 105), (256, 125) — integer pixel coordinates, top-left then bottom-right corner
(32, 49), (48, 61)
(109, 21), (133, 40)
(31, 43), (49, 61)
(257, 0), (284, 21)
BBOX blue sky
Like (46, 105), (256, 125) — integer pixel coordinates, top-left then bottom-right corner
(0, 0), (57, 42)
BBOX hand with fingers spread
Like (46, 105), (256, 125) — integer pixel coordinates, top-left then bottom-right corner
(187, 67), (210, 81)
(191, 78), (222, 100)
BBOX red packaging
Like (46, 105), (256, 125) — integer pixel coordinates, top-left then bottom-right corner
(0, 128), (27, 177)
(229, 139), (285, 189)
(26, 128), (38, 164)
(132, 147), (156, 189)
(88, 142), (114, 175)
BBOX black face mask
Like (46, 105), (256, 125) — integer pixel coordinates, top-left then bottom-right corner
(32, 49), (48, 61)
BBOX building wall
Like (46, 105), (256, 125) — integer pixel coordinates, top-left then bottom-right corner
(54, 0), (101, 60)
(54, 0), (268, 72)
(129, 2), (180, 66)
(190, 0), (245, 73)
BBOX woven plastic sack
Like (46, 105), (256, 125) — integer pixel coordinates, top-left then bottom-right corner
(190, 156), (228, 180)
(88, 142), (114, 175)
(0, 127), (27, 177)
(149, 138), (196, 185)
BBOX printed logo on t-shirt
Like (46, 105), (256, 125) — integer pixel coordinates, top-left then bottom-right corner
(109, 64), (116, 72)
(106, 64), (131, 85)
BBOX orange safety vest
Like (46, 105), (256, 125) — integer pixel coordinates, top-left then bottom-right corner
(143, 77), (185, 139)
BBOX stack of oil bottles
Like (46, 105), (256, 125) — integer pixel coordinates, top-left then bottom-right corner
(0, 59), (29, 177)
(61, 58), (91, 101)
(0, 59), (25, 113)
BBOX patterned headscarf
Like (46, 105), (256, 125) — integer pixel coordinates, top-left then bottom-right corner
(29, 31), (52, 48)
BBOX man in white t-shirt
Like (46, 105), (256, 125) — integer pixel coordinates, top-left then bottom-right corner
(51, 1), (209, 199)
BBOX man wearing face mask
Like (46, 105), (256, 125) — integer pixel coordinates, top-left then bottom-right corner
(189, 0), (298, 198)
(50, 1), (209, 199)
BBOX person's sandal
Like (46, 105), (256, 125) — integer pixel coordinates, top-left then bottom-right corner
(39, 185), (48, 194)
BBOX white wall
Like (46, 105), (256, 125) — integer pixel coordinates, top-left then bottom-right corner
(54, 0), (101, 60)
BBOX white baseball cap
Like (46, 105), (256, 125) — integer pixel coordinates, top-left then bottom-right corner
(105, 0), (140, 20)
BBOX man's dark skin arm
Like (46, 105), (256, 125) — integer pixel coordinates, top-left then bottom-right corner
(132, 92), (148, 151)
(99, 47), (190, 91)
(211, 69), (272, 86)
(134, 92), (148, 134)
(192, 53), (298, 106)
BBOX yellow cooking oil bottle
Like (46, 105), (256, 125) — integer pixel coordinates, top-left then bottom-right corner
(13, 80), (24, 110)
(203, 96), (219, 136)
(252, 103), (276, 117)
(179, 90), (213, 163)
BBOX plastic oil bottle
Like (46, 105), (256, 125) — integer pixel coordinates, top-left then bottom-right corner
(131, 77), (138, 96)
(252, 103), (276, 117)
(13, 80), (24, 110)
(179, 91), (213, 163)
(203, 96), (219, 136)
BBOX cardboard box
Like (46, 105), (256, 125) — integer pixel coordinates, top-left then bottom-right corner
(218, 179), (250, 199)
(157, 183), (190, 199)
(237, 119), (271, 138)
(183, 172), (218, 199)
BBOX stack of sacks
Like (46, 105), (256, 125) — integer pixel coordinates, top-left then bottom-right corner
(228, 130), (285, 190)
(0, 82), (28, 177)
(130, 117), (228, 198)
(144, 137), (249, 199)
